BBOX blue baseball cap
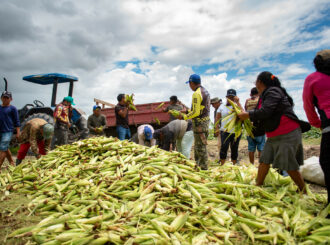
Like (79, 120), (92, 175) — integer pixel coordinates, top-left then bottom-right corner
(186, 74), (201, 84)
(144, 126), (152, 140)
(93, 105), (101, 111)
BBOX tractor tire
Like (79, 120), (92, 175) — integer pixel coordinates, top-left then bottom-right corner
(20, 113), (54, 130)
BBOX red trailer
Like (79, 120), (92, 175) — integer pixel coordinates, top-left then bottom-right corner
(95, 99), (189, 137)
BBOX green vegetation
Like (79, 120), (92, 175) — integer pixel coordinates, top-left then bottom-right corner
(303, 127), (322, 139)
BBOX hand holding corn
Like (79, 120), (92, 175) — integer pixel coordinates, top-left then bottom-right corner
(223, 99), (254, 139)
(125, 94), (137, 111)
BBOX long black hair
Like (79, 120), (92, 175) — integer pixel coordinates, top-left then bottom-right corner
(257, 71), (294, 106)
(314, 55), (330, 75)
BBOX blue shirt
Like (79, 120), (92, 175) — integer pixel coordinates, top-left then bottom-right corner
(71, 108), (81, 124)
(0, 105), (20, 133)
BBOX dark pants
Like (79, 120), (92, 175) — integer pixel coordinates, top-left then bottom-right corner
(220, 131), (241, 161)
(320, 132), (330, 204)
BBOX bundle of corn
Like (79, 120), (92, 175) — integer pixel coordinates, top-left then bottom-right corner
(95, 126), (104, 133)
(0, 137), (329, 244)
(125, 94), (137, 111)
(168, 109), (182, 118)
(222, 99), (254, 139)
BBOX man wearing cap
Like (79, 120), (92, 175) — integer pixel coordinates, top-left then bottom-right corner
(217, 89), (244, 165)
(178, 74), (210, 170)
(88, 105), (107, 136)
(211, 97), (222, 149)
(53, 96), (74, 146)
(135, 124), (156, 147)
(16, 118), (54, 165)
(163, 96), (184, 121)
(0, 91), (20, 168)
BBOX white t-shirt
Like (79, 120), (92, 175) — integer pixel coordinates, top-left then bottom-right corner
(218, 104), (234, 132)
(137, 124), (156, 146)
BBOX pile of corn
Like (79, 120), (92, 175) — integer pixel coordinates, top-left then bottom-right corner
(223, 99), (254, 139)
(0, 137), (329, 244)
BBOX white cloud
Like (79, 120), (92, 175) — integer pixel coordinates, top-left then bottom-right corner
(280, 64), (311, 79)
(1, 0), (329, 120)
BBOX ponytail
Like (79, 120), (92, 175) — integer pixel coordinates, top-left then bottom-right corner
(257, 71), (294, 106)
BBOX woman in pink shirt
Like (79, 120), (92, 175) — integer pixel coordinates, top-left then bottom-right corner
(303, 49), (330, 206)
(238, 71), (306, 192)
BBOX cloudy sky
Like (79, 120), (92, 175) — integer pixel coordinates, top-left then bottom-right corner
(1, 0), (329, 120)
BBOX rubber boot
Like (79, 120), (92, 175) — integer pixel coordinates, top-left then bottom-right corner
(16, 159), (22, 166)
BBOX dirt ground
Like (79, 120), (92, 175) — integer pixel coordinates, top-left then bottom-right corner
(206, 138), (321, 163)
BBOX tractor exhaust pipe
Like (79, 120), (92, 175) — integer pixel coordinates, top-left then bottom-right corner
(3, 77), (8, 91)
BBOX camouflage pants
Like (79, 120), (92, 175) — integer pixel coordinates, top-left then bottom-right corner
(53, 124), (68, 147)
(193, 119), (209, 170)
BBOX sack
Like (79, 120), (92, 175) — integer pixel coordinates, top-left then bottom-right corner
(179, 131), (194, 158)
(300, 156), (325, 186)
(298, 120), (311, 133)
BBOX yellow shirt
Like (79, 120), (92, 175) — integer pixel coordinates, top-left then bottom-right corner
(184, 87), (205, 120)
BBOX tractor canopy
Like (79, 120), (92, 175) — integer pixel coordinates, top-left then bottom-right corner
(23, 73), (78, 85)
(23, 73), (78, 107)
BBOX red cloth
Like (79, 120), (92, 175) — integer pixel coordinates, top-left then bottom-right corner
(266, 115), (299, 138)
(303, 71), (330, 128)
(17, 140), (46, 160)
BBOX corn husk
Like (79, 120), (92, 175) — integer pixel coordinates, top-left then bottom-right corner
(156, 102), (165, 110)
(168, 109), (181, 118)
(223, 99), (254, 139)
(125, 94), (137, 111)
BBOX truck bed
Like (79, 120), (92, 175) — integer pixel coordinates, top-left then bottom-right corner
(101, 101), (188, 136)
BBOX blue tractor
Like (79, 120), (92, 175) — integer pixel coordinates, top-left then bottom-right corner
(10, 73), (88, 145)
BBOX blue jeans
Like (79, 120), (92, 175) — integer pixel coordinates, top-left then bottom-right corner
(0, 132), (13, 151)
(116, 126), (131, 140)
(247, 135), (266, 152)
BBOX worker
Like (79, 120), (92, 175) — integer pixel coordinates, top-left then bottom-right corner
(71, 108), (89, 139)
(177, 74), (210, 169)
(16, 118), (54, 165)
(153, 119), (193, 158)
(244, 87), (265, 164)
(163, 95), (184, 121)
(115, 94), (131, 140)
(53, 96), (74, 146)
(134, 124), (156, 147)
(210, 97), (222, 149)
(0, 91), (20, 168)
(238, 71), (307, 193)
(88, 105), (107, 136)
(303, 49), (330, 206)
(216, 89), (244, 165)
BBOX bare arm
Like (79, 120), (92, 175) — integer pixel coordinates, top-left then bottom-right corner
(214, 112), (221, 136)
